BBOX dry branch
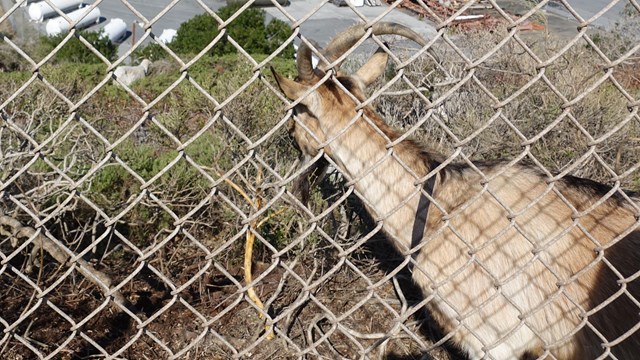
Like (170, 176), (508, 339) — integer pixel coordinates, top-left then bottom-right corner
(0, 213), (127, 306)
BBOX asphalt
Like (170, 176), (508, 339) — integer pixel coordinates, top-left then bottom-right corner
(108, 0), (439, 56)
(111, 0), (439, 54)
(557, 0), (628, 28)
(263, 0), (438, 46)
(0, 0), (633, 61)
(97, 0), (226, 50)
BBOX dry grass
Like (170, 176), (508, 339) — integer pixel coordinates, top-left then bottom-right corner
(374, 26), (640, 191)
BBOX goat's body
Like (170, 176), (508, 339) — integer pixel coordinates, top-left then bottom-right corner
(320, 108), (640, 359)
(272, 23), (640, 359)
(417, 164), (640, 359)
(113, 59), (151, 86)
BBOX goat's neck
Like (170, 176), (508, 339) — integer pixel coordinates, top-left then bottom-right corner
(321, 109), (432, 252)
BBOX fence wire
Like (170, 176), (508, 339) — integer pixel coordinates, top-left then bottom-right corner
(1, 0), (639, 359)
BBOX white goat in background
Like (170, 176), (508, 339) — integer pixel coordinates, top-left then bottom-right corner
(271, 22), (640, 359)
(113, 59), (151, 87)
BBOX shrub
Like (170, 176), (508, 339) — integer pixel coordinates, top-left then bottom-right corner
(142, 4), (294, 59)
(39, 30), (117, 63)
(0, 53), (299, 251)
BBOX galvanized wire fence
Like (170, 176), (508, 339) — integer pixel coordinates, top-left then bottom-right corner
(1, 0), (639, 359)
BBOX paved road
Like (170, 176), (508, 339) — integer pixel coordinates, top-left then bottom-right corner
(1, 0), (437, 59)
(1, 0), (633, 60)
(263, 0), (438, 46)
(105, 0), (438, 54)
(98, 0), (226, 51)
(556, 0), (628, 28)
(107, 0), (439, 58)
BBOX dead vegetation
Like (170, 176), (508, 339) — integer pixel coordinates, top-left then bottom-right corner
(375, 26), (640, 189)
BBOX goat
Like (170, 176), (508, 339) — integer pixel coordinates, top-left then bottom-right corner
(271, 23), (640, 359)
(113, 59), (152, 87)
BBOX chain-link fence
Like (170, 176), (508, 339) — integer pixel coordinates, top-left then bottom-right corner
(1, 0), (639, 359)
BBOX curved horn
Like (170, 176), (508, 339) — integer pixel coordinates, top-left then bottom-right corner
(320, 22), (427, 71)
(296, 40), (315, 80)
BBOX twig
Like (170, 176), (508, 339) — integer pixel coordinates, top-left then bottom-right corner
(0, 214), (127, 306)
(382, 87), (432, 96)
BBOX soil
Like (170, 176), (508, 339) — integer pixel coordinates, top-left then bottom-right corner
(0, 230), (463, 359)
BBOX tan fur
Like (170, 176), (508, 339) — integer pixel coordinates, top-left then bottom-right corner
(272, 27), (640, 359)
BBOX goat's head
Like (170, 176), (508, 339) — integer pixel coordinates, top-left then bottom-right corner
(270, 23), (427, 204)
(140, 59), (152, 74)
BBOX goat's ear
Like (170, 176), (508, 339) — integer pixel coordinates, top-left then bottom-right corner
(271, 66), (312, 104)
(354, 45), (389, 87)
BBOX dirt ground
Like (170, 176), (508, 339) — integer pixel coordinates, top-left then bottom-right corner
(0, 218), (465, 359)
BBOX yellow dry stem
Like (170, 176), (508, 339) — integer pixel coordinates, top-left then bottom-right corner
(214, 168), (275, 340)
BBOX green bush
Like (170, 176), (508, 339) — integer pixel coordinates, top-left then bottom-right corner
(39, 30), (117, 63)
(140, 4), (294, 60)
(0, 52), (299, 249)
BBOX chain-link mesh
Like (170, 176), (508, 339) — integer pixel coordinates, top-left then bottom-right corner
(1, 0), (639, 359)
